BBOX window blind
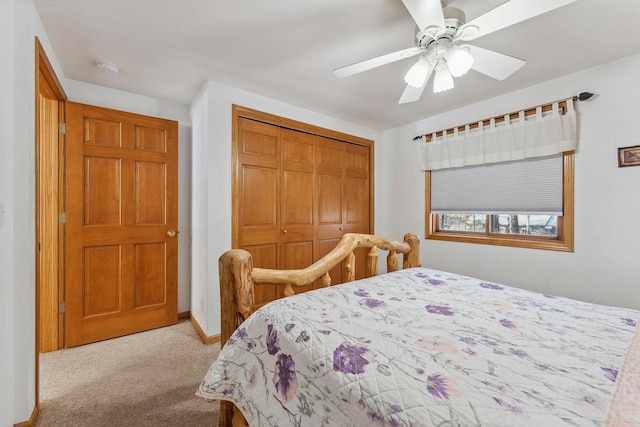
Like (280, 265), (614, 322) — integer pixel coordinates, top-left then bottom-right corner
(430, 154), (563, 215)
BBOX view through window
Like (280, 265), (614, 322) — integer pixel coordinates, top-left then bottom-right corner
(439, 214), (558, 237)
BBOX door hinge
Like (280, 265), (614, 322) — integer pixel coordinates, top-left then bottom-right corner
(58, 301), (66, 314)
(59, 212), (66, 224)
(59, 123), (66, 134)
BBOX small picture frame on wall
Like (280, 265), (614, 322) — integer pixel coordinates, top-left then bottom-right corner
(618, 145), (640, 167)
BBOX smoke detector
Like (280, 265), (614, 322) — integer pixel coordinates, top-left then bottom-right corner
(95, 61), (120, 74)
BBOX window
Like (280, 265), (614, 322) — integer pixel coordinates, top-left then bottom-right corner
(425, 152), (574, 251)
(422, 99), (576, 252)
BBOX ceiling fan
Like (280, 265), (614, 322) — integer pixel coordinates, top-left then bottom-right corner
(334, 0), (578, 104)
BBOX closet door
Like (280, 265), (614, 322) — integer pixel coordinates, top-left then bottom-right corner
(316, 137), (371, 284)
(234, 109), (373, 304)
(280, 129), (316, 294)
(345, 143), (371, 280)
(317, 137), (345, 286)
(236, 118), (281, 305)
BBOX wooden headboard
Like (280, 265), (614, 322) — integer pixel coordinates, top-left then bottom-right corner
(216, 232), (420, 426)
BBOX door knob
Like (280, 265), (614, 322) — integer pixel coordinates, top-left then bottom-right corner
(167, 229), (178, 237)
(282, 229), (287, 234)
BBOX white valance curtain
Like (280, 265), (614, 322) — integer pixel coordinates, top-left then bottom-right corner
(421, 100), (577, 171)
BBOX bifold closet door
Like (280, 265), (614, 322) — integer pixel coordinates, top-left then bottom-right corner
(236, 118), (281, 305)
(235, 117), (371, 304)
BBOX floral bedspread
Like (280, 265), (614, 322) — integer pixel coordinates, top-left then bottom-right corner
(197, 267), (638, 426)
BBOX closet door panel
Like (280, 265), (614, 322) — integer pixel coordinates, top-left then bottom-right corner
(317, 137), (344, 246)
(237, 119), (282, 304)
(240, 119), (279, 159)
(243, 243), (278, 306)
(280, 129), (316, 271)
(344, 144), (370, 233)
(344, 144), (370, 280)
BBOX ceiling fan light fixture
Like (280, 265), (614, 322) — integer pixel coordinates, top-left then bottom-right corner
(433, 62), (454, 93)
(445, 46), (474, 77)
(404, 57), (431, 88)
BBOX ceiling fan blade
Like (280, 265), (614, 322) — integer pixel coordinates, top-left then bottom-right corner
(334, 47), (422, 78)
(401, 0), (446, 37)
(399, 84), (427, 104)
(398, 62), (434, 104)
(456, 0), (578, 42)
(464, 45), (525, 81)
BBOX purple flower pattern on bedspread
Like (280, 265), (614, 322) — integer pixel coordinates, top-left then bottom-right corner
(273, 354), (298, 402)
(197, 267), (639, 426)
(266, 324), (280, 355)
(333, 342), (371, 375)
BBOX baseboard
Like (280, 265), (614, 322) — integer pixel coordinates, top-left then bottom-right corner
(14, 405), (38, 427)
(178, 310), (190, 320)
(189, 314), (221, 345)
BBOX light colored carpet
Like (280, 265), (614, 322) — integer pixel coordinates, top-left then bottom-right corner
(37, 319), (221, 427)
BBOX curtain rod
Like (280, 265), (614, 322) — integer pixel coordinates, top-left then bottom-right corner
(412, 92), (594, 142)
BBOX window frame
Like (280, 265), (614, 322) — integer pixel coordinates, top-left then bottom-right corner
(425, 151), (574, 252)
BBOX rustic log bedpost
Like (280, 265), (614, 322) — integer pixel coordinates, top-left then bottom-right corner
(345, 252), (356, 282)
(218, 249), (254, 427)
(366, 246), (378, 277)
(219, 249), (255, 346)
(387, 250), (398, 272)
(403, 233), (421, 269)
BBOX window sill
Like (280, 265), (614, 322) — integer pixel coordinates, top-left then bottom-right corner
(426, 231), (573, 252)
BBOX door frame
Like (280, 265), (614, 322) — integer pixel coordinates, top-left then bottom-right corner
(35, 37), (67, 409)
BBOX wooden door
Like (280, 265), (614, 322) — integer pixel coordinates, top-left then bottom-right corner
(236, 120), (318, 302)
(65, 102), (178, 347)
(236, 118), (281, 305)
(317, 137), (371, 282)
(317, 137), (345, 286)
(37, 93), (61, 353)
(234, 108), (372, 304)
(281, 129), (316, 293)
(344, 143), (371, 280)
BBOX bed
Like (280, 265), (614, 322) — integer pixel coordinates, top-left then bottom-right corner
(198, 233), (640, 426)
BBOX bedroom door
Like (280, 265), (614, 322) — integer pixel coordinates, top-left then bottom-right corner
(64, 102), (178, 347)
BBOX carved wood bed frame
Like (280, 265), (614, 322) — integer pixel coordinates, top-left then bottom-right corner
(216, 232), (420, 427)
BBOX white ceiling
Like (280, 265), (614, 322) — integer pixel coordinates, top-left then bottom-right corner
(34, 0), (640, 130)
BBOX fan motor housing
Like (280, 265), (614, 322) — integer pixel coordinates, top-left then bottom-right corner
(415, 7), (466, 50)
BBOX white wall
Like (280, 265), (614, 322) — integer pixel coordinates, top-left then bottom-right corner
(190, 80), (381, 336)
(0, 0), (66, 424)
(378, 53), (640, 310)
(65, 80), (193, 313)
(190, 88), (209, 327)
(64, 79), (191, 125)
(0, 3), (16, 425)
